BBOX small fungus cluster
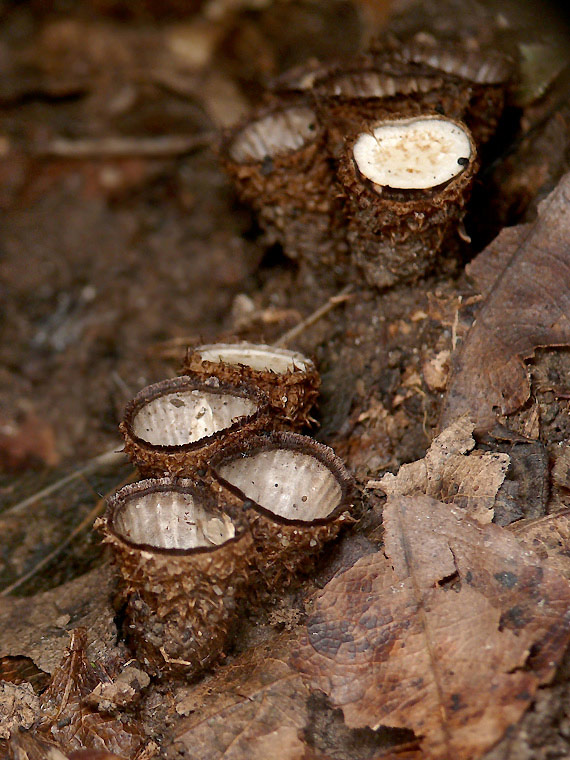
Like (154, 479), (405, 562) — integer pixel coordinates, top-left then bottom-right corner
(98, 343), (355, 677)
(221, 37), (513, 289)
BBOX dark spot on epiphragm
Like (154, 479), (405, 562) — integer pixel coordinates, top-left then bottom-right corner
(494, 571), (518, 588)
(465, 570), (473, 584)
(457, 157), (469, 166)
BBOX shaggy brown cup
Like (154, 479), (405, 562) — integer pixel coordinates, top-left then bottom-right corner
(98, 477), (253, 677)
(210, 431), (355, 589)
(120, 375), (271, 477)
(183, 342), (320, 428)
(221, 101), (348, 276)
(388, 40), (513, 143)
(339, 114), (477, 288)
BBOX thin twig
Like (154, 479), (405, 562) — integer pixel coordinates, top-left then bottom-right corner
(3, 447), (125, 516)
(34, 133), (215, 159)
(0, 470), (136, 597)
(273, 284), (354, 348)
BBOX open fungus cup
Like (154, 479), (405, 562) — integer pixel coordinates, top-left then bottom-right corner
(98, 477), (253, 677)
(383, 40), (514, 143)
(183, 342), (320, 428)
(221, 101), (347, 272)
(120, 375), (271, 477)
(338, 114), (478, 288)
(209, 431), (355, 589)
(314, 59), (470, 159)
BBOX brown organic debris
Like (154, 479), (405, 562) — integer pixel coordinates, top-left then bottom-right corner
(35, 628), (144, 757)
(98, 477), (253, 677)
(168, 632), (311, 760)
(440, 172), (570, 433)
(294, 494), (570, 760)
(183, 342), (320, 427)
(120, 375), (271, 477)
(371, 417), (509, 523)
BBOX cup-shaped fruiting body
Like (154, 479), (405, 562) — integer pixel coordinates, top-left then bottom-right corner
(98, 477), (253, 677)
(209, 431), (355, 589)
(183, 342), (320, 428)
(338, 114), (477, 289)
(384, 41), (514, 143)
(314, 60), (470, 159)
(221, 101), (348, 275)
(120, 375), (271, 477)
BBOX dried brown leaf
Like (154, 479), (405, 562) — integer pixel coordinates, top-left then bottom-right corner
(373, 419), (509, 522)
(36, 629), (144, 757)
(440, 172), (570, 433)
(168, 633), (311, 760)
(509, 509), (570, 580)
(294, 494), (570, 760)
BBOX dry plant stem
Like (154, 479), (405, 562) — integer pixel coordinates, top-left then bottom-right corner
(273, 284), (354, 348)
(33, 133), (215, 158)
(3, 447), (125, 516)
(0, 470), (136, 597)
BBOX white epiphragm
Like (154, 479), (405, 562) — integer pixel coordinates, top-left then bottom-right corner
(217, 449), (342, 522)
(132, 390), (257, 446)
(353, 117), (472, 190)
(114, 490), (236, 550)
(196, 343), (311, 374)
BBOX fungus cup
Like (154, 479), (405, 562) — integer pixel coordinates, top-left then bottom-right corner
(314, 59), (471, 159)
(383, 40), (514, 143)
(221, 101), (348, 276)
(183, 342), (320, 428)
(98, 477), (253, 677)
(339, 114), (477, 288)
(120, 375), (271, 477)
(209, 431), (355, 589)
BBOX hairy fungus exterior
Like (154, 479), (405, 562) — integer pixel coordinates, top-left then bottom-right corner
(221, 101), (348, 276)
(120, 375), (271, 477)
(183, 342), (320, 428)
(98, 478), (253, 677)
(210, 431), (355, 589)
(339, 114), (477, 288)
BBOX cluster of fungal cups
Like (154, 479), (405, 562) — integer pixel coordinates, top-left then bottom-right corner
(97, 343), (354, 678)
(221, 37), (513, 289)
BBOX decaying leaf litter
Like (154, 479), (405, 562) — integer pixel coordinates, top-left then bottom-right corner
(1, 0), (570, 758)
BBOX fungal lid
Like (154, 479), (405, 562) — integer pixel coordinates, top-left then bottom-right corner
(195, 343), (312, 374)
(215, 434), (352, 523)
(353, 116), (473, 190)
(110, 480), (236, 551)
(129, 378), (259, 447)
(228, 106), (318, 164)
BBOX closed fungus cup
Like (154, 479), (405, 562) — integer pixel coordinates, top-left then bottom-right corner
(209, 431), (355, 589)
(221, 101), (348, 274)
(98, 477), (253, 677)
(183, 342), (320, 428)
(338, 114), (477, 289)
(120, 375), (271, 477)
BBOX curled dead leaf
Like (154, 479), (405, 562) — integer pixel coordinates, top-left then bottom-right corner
(440, 172), (570, 433)
(294, 494), (570, 760)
